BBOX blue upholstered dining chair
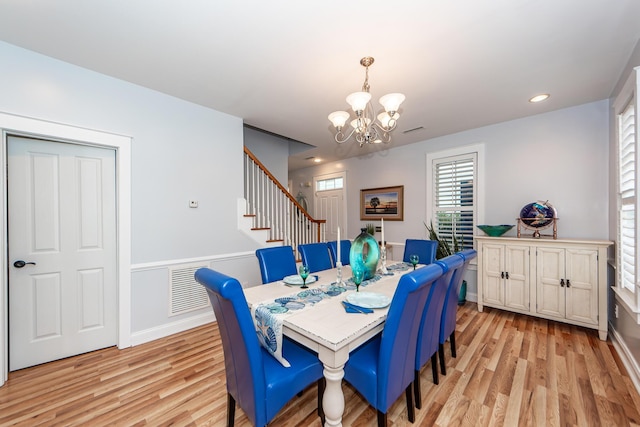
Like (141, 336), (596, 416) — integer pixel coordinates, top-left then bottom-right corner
(413, 254), (461, 409)
(255, 246), (297, 284)
(403, 239), (439, 265)
(298, 242), (334, 273)
(438, 249), (477, 375)
(328, 240), (351, 266)
(194, 267), (325, 427)
(343, 263), (444, 427)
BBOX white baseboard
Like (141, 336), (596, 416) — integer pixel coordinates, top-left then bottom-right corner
(129, 311), (216, 347)
(609, 323), (640, 396)
(466, 291), (478, 303)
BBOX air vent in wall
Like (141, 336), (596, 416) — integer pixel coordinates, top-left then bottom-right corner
(169, 263), (210, 316)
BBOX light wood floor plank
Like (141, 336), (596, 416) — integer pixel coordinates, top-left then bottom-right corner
(0, 303), (639, 426)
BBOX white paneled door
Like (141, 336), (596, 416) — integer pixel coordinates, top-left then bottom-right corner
(316, 188), (344, 242)
(8, 136), (117, 371)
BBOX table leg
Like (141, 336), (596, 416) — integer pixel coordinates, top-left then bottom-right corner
(322, 363), (345, 427)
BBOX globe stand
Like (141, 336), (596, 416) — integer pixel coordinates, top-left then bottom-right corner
(517, 217), (558, 239)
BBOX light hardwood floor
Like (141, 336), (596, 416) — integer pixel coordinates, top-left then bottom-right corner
(1, 303), (639, 426)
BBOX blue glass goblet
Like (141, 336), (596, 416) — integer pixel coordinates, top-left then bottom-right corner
(352, 266), (365, 292)
(299, 265), (310, 289)
(410, 254), (419, 271)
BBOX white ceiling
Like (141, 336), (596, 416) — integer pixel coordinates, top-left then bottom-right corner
(1, 1), (639, 171)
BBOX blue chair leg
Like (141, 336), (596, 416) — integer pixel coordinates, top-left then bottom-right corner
(439, 343), (447, 375)
(414, 370), (422, 410)
(431, 353), (439, 385)
(406, 384), (415, 422)
(227, 393), (236, 427)
(318, 378), (326, 424)
(450, 332), (457, 357)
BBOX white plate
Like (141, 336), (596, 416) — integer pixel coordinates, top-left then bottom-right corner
(283, 275), (317, 285)
(346, 292), (391, 309)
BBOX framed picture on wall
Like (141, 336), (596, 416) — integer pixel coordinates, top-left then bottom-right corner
(360, 185), (404, 221)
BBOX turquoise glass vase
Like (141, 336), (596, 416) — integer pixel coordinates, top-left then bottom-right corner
(349, 228), (380, 280)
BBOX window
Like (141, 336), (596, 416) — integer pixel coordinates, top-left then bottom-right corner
(613, 66), (640, 321)
(618, 98), (636, 294)
(427, 145), (483, 251)
(316, 177), (343, 191)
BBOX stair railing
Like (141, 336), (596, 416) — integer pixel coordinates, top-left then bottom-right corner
(244, 147), (326, 259)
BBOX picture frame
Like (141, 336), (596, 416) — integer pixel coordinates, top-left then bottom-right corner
(360, 185), (404, 221)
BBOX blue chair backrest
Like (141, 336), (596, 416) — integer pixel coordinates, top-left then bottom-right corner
(328, 240), (351, 266)
(416, 256), (460, 370)
(377, 263), (444, 411)
(403, 239), (439, 265)
(194, 267), (266, 426)
(440, 250), (477, 343)
(255, 246), (297, 284)
(298, 242), (333, 273)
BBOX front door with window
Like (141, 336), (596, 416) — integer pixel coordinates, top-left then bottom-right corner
(314, 174), (346, 242)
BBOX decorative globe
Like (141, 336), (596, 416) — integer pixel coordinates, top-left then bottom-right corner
(477, 224), (514, 237)
(520, 201), (556, 229)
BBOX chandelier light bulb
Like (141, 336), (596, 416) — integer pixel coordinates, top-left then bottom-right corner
(328, 111), (350, 129)
(346, 92), (372, 112)
(379, 93), (405, 113)
(377, 112), (399, 129)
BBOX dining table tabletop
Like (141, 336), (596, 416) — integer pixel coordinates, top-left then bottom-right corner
(243, 262), (414, 427)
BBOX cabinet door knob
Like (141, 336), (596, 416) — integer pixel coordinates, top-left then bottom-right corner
(566, 279), (571, 288)
(505, 272), (509, 279)
(501, 271), (504, 279)
(560, 278), (565, 287)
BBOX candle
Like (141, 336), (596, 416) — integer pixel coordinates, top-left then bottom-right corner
(381, 218), (385, 249)
(337, 226), (341, 263)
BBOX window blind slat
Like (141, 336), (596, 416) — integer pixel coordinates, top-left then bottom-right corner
(433, 156), (476, 250)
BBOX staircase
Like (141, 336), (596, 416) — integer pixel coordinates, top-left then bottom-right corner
(241, 147), (326, 260)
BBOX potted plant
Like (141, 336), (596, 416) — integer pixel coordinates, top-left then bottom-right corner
(365, 223), (376, 236)
(424, 221), (467, 305)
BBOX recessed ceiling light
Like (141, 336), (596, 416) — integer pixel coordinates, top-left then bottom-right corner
(529, 94), (550, 103)
(313, 158), (321, 163)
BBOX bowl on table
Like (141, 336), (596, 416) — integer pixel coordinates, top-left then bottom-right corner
(477, 224), (514, 237)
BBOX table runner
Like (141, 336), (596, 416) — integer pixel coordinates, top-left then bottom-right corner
(252, 262), (413, 366)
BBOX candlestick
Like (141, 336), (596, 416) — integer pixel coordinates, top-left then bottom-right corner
(336, 226), (343, 284)
(337, 226), (341, 263)
(380, 218), (388, 274)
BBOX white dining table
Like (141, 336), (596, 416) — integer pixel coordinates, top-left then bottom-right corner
(243, 264), (408, 427)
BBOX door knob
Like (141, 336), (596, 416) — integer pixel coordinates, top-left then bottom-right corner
(13, 260), (36, 268)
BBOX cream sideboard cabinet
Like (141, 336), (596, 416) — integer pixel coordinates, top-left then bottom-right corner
(476, 236), (612, 340)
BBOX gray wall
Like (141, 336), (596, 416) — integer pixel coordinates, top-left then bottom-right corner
(0, 41), (262, 343)
(244, 126), (290, 186)
(292, 100), (609, 240)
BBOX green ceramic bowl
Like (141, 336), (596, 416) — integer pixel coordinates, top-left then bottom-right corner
(477, 224), (514, 237)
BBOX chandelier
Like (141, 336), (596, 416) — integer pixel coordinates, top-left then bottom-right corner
(328, 57), (405, 147)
